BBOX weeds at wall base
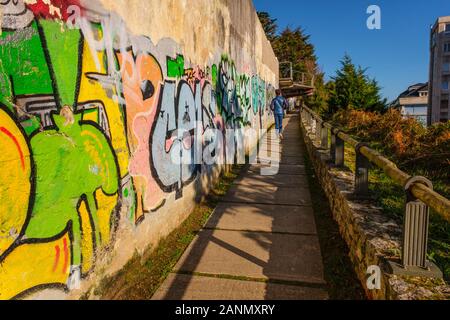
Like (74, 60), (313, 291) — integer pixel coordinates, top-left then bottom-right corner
(80, 166), (244, 300)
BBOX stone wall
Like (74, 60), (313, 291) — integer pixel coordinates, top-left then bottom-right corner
(0, 0), (278, 300)
(300, 117), (450, 300)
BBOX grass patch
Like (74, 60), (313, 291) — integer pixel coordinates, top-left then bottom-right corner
(83, 166), (243, 300)
(303, 142), (366, 300)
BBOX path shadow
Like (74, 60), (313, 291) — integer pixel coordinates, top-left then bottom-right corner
(157, 113), (330, 300)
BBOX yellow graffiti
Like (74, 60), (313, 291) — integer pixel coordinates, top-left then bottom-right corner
(78, 40), (130, 178)
(0, 108), (31, 255)
(77, 189), (118, 275)
(81, 108), (99, 124)
(0, 232), (71, 300)
(78, 199), (94, 275)
(95, 189), (118, 247)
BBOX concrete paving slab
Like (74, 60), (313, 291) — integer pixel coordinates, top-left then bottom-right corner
(224, 185), (312, 206)
(174, 229), (325, 284)
(152, 113), (329, 300)
(234, 173), (309, 188)
(259, 145), (304, 150)
(205, 203), (317, 234)
(258, 149), (304, 158)
(259, 156), (305, 165)
(152, 274), (328, 300)
(248, 164), (306, 175)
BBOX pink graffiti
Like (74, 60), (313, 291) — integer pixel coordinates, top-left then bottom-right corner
(117, 51), (165, 221)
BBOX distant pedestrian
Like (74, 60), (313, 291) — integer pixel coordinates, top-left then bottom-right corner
(270, 89), (288, 139)
(288, 97), (295, 113)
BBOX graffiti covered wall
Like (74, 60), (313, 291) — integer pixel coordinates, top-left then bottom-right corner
(0, 0), (278, 299)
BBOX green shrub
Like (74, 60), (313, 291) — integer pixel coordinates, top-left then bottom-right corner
(333, 109), (450, 185)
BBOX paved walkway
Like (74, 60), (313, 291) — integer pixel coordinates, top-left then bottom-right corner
(152, 114), (328, 300)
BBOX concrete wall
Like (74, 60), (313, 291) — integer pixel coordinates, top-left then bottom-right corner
(0, 0), (278, 300)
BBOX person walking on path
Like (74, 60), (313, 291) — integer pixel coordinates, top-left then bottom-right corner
(270, 89), (288, 139)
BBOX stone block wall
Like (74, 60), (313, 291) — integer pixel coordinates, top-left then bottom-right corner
(301, 119), (450, 300)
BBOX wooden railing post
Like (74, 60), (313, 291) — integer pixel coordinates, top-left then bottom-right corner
(388, 177), (443, 278)
(403, 177), (433, 269)
(354, 143), (370, 197)
(301, 106), (447, 279)
(320, 123), (328, 149)
(315, 118), (321, 143)
(331, 129), (344, 167)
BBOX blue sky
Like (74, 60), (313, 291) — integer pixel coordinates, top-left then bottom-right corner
(254, 0), (449, 101)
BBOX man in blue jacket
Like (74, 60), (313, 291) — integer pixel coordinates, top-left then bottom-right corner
(270, 89), (288, 139)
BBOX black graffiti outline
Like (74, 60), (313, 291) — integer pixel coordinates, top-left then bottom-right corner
(0, 0), (35, 32)
(0, 103), (37, 265)
(149, 79), (202, 198)
(0, 106), (122, 298)
(8, 221), (75, 300)
(112, 46), (165, 222)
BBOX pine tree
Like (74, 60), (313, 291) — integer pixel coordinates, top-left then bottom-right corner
(328, 54), (387, 113)
(257, 13), (386, 116)
(257, 12), (318, 81)
(306, 72), (329, 115)
(257, 12), (278, 42)
(273, 27), (317, 81)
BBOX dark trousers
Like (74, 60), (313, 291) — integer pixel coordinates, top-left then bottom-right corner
(274, 113), (284, 134)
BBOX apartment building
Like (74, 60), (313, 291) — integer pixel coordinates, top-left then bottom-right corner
(392, 83), (429, 126)
(428, 16), (450, 125)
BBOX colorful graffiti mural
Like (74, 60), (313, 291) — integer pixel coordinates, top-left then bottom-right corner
(0, 0), (276, 299)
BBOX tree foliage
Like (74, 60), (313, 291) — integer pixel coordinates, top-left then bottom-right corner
(257, 13), (387, 116)
(272, 27), (317, 78)
(305, 72), (337, 115)
(328, 54), (387, 113)
(257, 12), (278, 42)
(257, 12), (318, 81)
(334, 108), (450, 182)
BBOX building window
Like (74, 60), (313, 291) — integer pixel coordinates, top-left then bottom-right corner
(442, 100), (449, 109)
(443, 81), (449, 90)
(444, 63), (450, 72)
(446, 24), (450, 34)
(445, 43), (450, 52)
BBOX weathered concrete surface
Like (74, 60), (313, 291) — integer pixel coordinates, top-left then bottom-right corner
(0, 0), (279, 300)
(153, 114), (328, 300)
(248, 164), (307, 175)
(234, 173), (310, 188)
(223, 185), (312, 206)
(258, 148), (305, 157)
(259, 156), (306, 165)
(173, 229), (325, 284)
(205, 203), (317, 234)
(100, 0), (279, 83)
(152, 274), (328, 300)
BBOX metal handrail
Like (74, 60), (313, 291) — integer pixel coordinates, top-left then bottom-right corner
(279, 61), (293, 80)
(300, 105), (450, 274)
(279, 62), (315, 87)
